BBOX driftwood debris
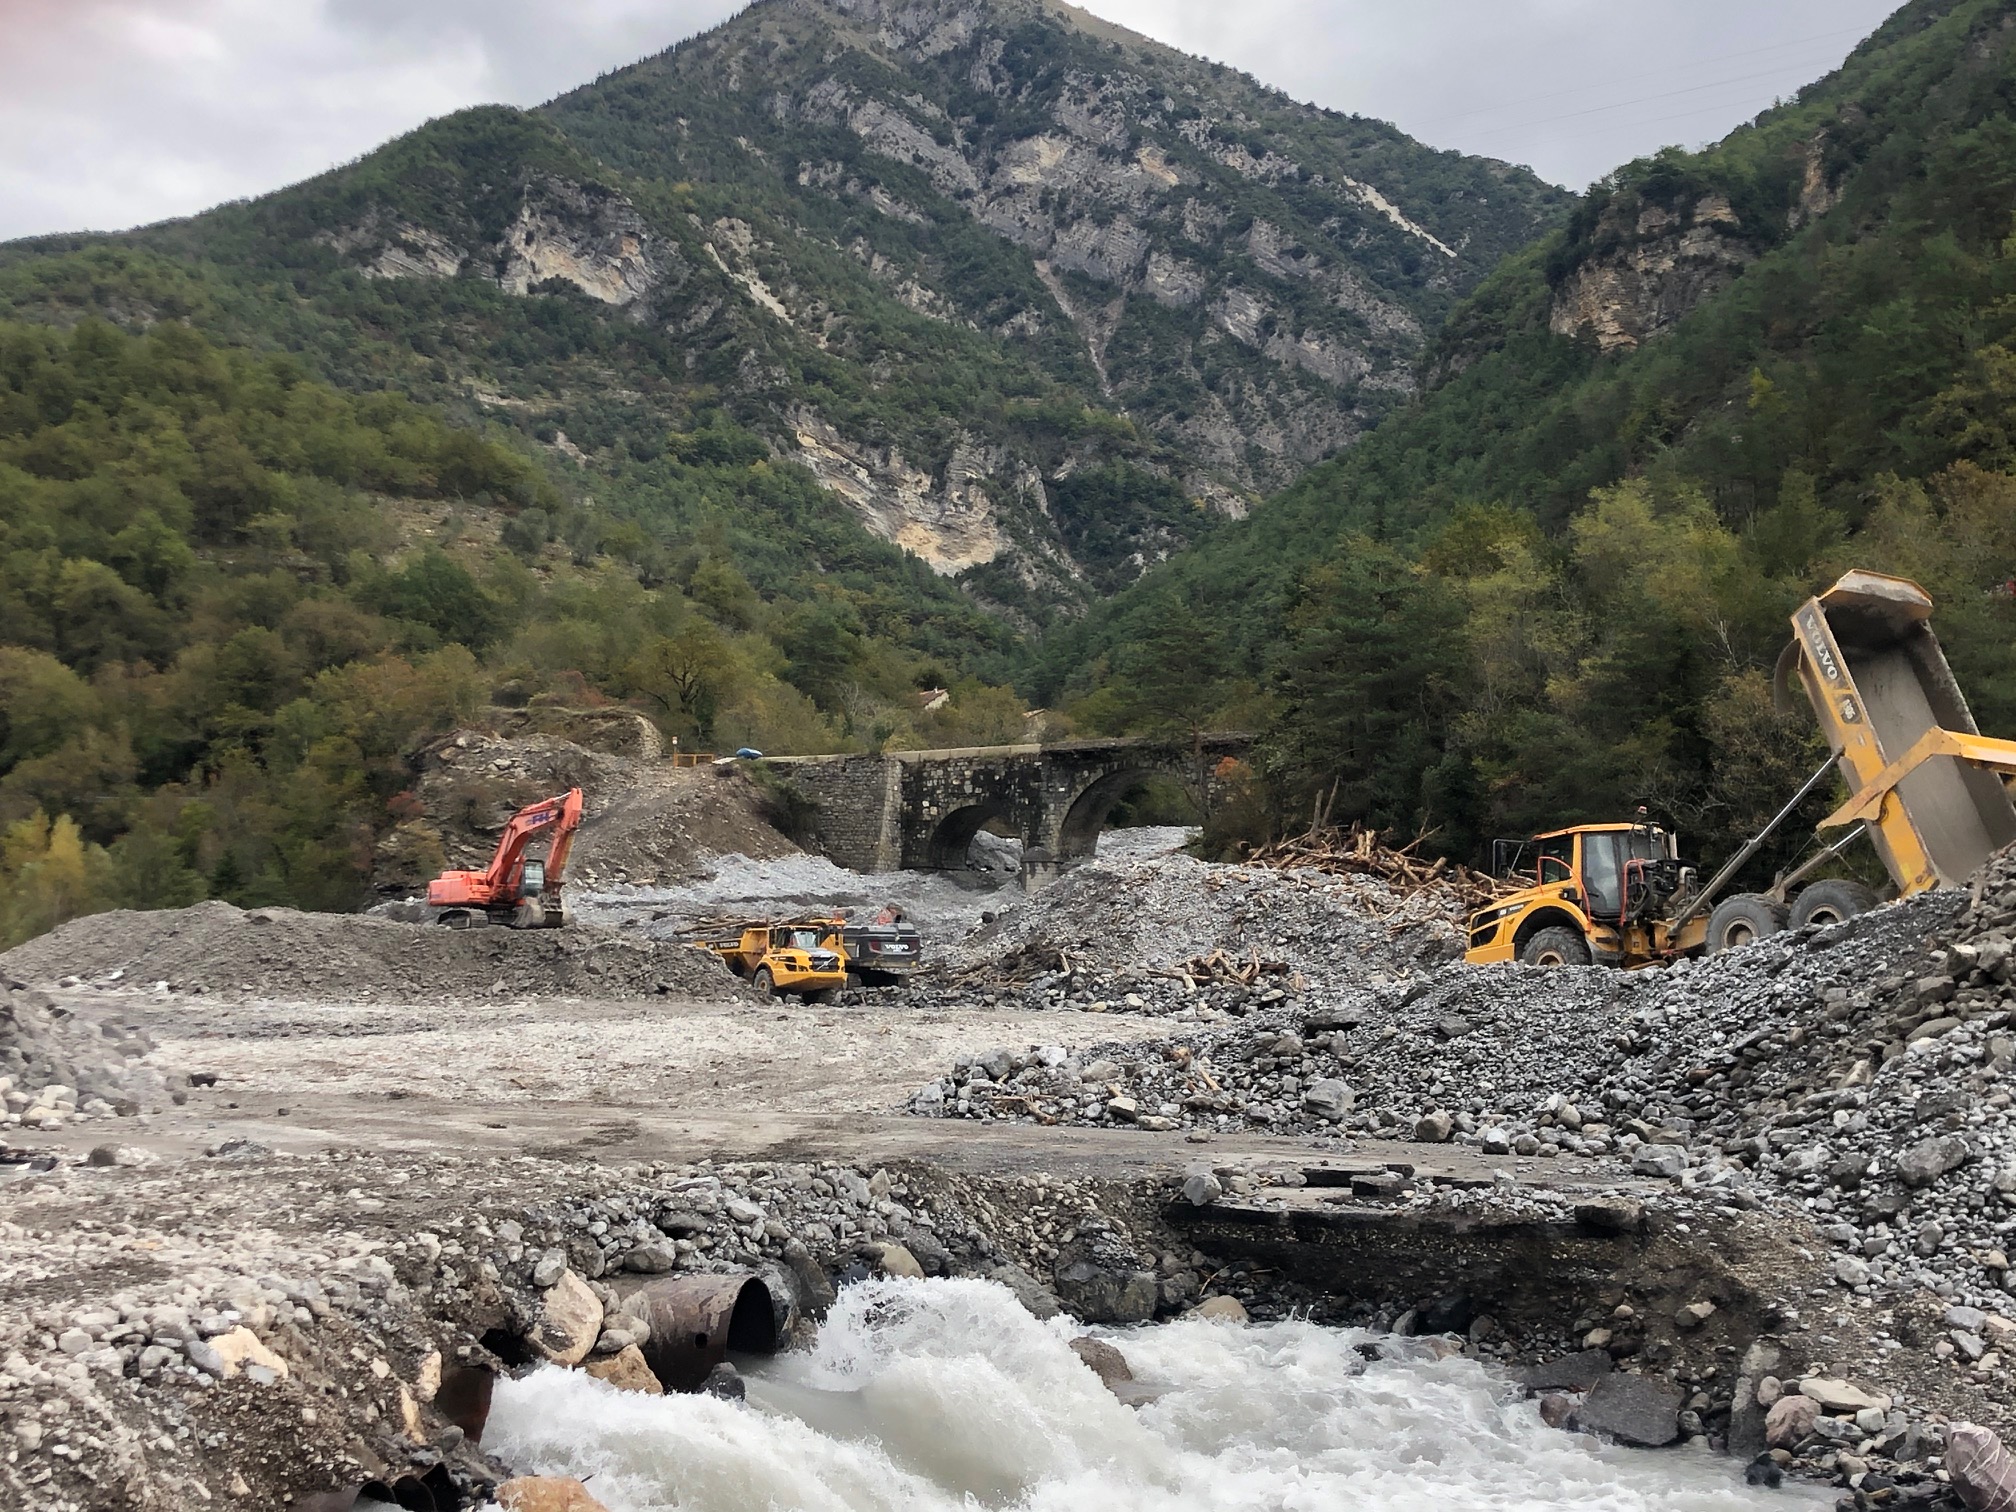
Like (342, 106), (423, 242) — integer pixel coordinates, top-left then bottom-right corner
(1240, 822), (1514, 912)
(1161, 948), (1288, 989)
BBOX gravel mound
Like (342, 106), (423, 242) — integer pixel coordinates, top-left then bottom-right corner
(924, 884), (1961, 1144)
(929, 846), (2016, 1329)
(938, 852), (1464, 995)
(0, 901), (745, 1003)
(0, 980), (170, 1115)
(374, 720), (801, 895)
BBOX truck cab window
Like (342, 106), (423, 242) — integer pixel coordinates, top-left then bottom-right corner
(1581, 832), (1625, 918)
(1536, 837), (1574, 884)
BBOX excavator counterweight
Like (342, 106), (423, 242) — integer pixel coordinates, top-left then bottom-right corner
(425, 787), (584, 929)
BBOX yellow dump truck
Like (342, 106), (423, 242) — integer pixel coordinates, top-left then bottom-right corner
(691, 922), (849, 1002)
(1466, 569), (2016, 968)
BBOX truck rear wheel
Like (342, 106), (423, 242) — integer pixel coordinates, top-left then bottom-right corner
(1790, 879), (1878, 930)
(1706, 894), (1786, 954)
(1520, 927), (1591, 967)
(753, 967), (778, 997)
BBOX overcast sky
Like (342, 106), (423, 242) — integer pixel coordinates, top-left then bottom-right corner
(1, 0), (1904, 243)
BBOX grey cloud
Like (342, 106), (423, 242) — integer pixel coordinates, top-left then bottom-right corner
(0, 0), (1905, 241)
(1088, 0), (1901, 188)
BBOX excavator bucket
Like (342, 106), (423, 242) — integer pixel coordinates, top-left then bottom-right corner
(1777, 570), (2016, 891)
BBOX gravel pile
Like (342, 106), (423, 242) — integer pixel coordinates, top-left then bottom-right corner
(920, 878), (1957, 1146)
(0, 901), (745, 1004)
(926, 847), (2016, 1351)
(935, 852), (1464, 1001)
(0, 980), (172, 1126)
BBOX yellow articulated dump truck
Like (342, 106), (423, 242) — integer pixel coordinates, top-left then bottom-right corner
(1466, 569), (2016, 969)
(690, 921), (850, 1002)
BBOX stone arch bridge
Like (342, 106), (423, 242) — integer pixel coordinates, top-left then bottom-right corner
(763, 734), (1254, 889)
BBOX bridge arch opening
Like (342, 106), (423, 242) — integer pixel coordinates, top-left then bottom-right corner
(926, 803), (1015, 871)
(1056, 770), (1199, 862)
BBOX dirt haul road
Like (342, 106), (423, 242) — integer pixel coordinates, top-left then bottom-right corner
(19, 982), (1185, 1161)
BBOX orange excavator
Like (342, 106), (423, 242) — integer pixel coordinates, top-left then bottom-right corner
(425, 788), (584, 929)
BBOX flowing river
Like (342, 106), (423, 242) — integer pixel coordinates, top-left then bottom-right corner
(487, 1278), (1812, 1512)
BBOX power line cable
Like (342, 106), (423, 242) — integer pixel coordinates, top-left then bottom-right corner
(1463, 56), (1842, 139)
(1432, 22), (1875, 127)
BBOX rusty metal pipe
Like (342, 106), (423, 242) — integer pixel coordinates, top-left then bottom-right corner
(630, 1273), (779, 1392)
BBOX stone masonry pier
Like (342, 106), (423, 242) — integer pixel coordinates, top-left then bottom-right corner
(764, 734), (1252, 888)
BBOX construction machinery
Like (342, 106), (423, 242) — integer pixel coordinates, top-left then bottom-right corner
(690, 921), (849, 1002)
(825, 918), (923, 987)
(425, 788), (584, 929)
(1465, 570), (2016, 968)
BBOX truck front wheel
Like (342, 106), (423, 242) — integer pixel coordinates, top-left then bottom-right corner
(1789, 879), (1878, 930)
(1706, 894), (1786, 954)
(753, 967), (778, 997)
(1521, 927), (1592, 967)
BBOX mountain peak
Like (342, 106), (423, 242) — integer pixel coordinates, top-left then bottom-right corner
(4, 0), (1567, 613)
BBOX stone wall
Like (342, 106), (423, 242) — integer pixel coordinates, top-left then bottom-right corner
(764, 736), (1252, 887)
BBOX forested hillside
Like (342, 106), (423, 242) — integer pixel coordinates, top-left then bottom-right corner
(0, 0), (1564, 620)
(0, 0), (1575, 942)
(8, 0), (2014, 947)
(1047, 0), (2016, 873)
(0, 319), (1030, 944)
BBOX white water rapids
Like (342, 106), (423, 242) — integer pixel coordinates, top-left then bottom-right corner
(487, 1278), (1811, 1512)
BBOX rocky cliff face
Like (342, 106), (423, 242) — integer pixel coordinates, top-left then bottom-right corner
(1547, 192), (1754, 353)
(70, 0), (1568, 615)
(321, 177), (684, 313)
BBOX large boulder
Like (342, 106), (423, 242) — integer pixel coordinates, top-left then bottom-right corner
(1798, 1378), (1890, 1414)
(584, 1344), (663, 1396)
(1948, 1424), (2016, 1512)
(497, 1478), (610, 1512)
(208, 1327), (290, 1381)
(1054, 1260), (1158, 1323)
(1193, 1295), (1249, 1325)
(1069, 1336), (1134, 1391)
(1301, 1080), (1355, 1120)
(1897, 1135), (1972, 1188)
(529, 1270), (603, 1366)
(1519, 1350), (1613, 1394)
(1766, 1394), (1822, 1449)
(867, 1242), (924, 1280)
(989, 1263), (1062, 1320)
(1572, 1373), (1682, 1447)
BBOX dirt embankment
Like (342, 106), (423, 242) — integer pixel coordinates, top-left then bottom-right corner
(0, 901), (744, 1003)
(373, 708), (801, 895)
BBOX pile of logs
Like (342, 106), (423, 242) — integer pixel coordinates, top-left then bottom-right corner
(1240, 823), (1515, 911)
(1161, 949), (1289, 988)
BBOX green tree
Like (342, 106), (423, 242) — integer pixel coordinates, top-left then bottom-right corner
(628, 621), (738, 742)
(1266, 542), (1469, 839)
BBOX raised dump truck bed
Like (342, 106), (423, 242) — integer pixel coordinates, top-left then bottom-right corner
(1780, 570), (2016, 893)
(1467, 569), (2016, 970)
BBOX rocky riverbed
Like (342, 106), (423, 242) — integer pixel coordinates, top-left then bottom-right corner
(8, 831), (2016, 1508)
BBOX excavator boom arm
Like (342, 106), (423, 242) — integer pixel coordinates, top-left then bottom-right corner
(480, 788), (585, 891)
(427, 788), (585, 907)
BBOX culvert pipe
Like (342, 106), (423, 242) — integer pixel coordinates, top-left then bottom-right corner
(631, 1273), (779, 1392)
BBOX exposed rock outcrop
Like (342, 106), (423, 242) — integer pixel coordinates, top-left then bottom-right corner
(326, 177), (679, 312)
(788, 410), (1017, 574)
(1549, 193), (1754, 353)
(495, 178), (677, 309)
